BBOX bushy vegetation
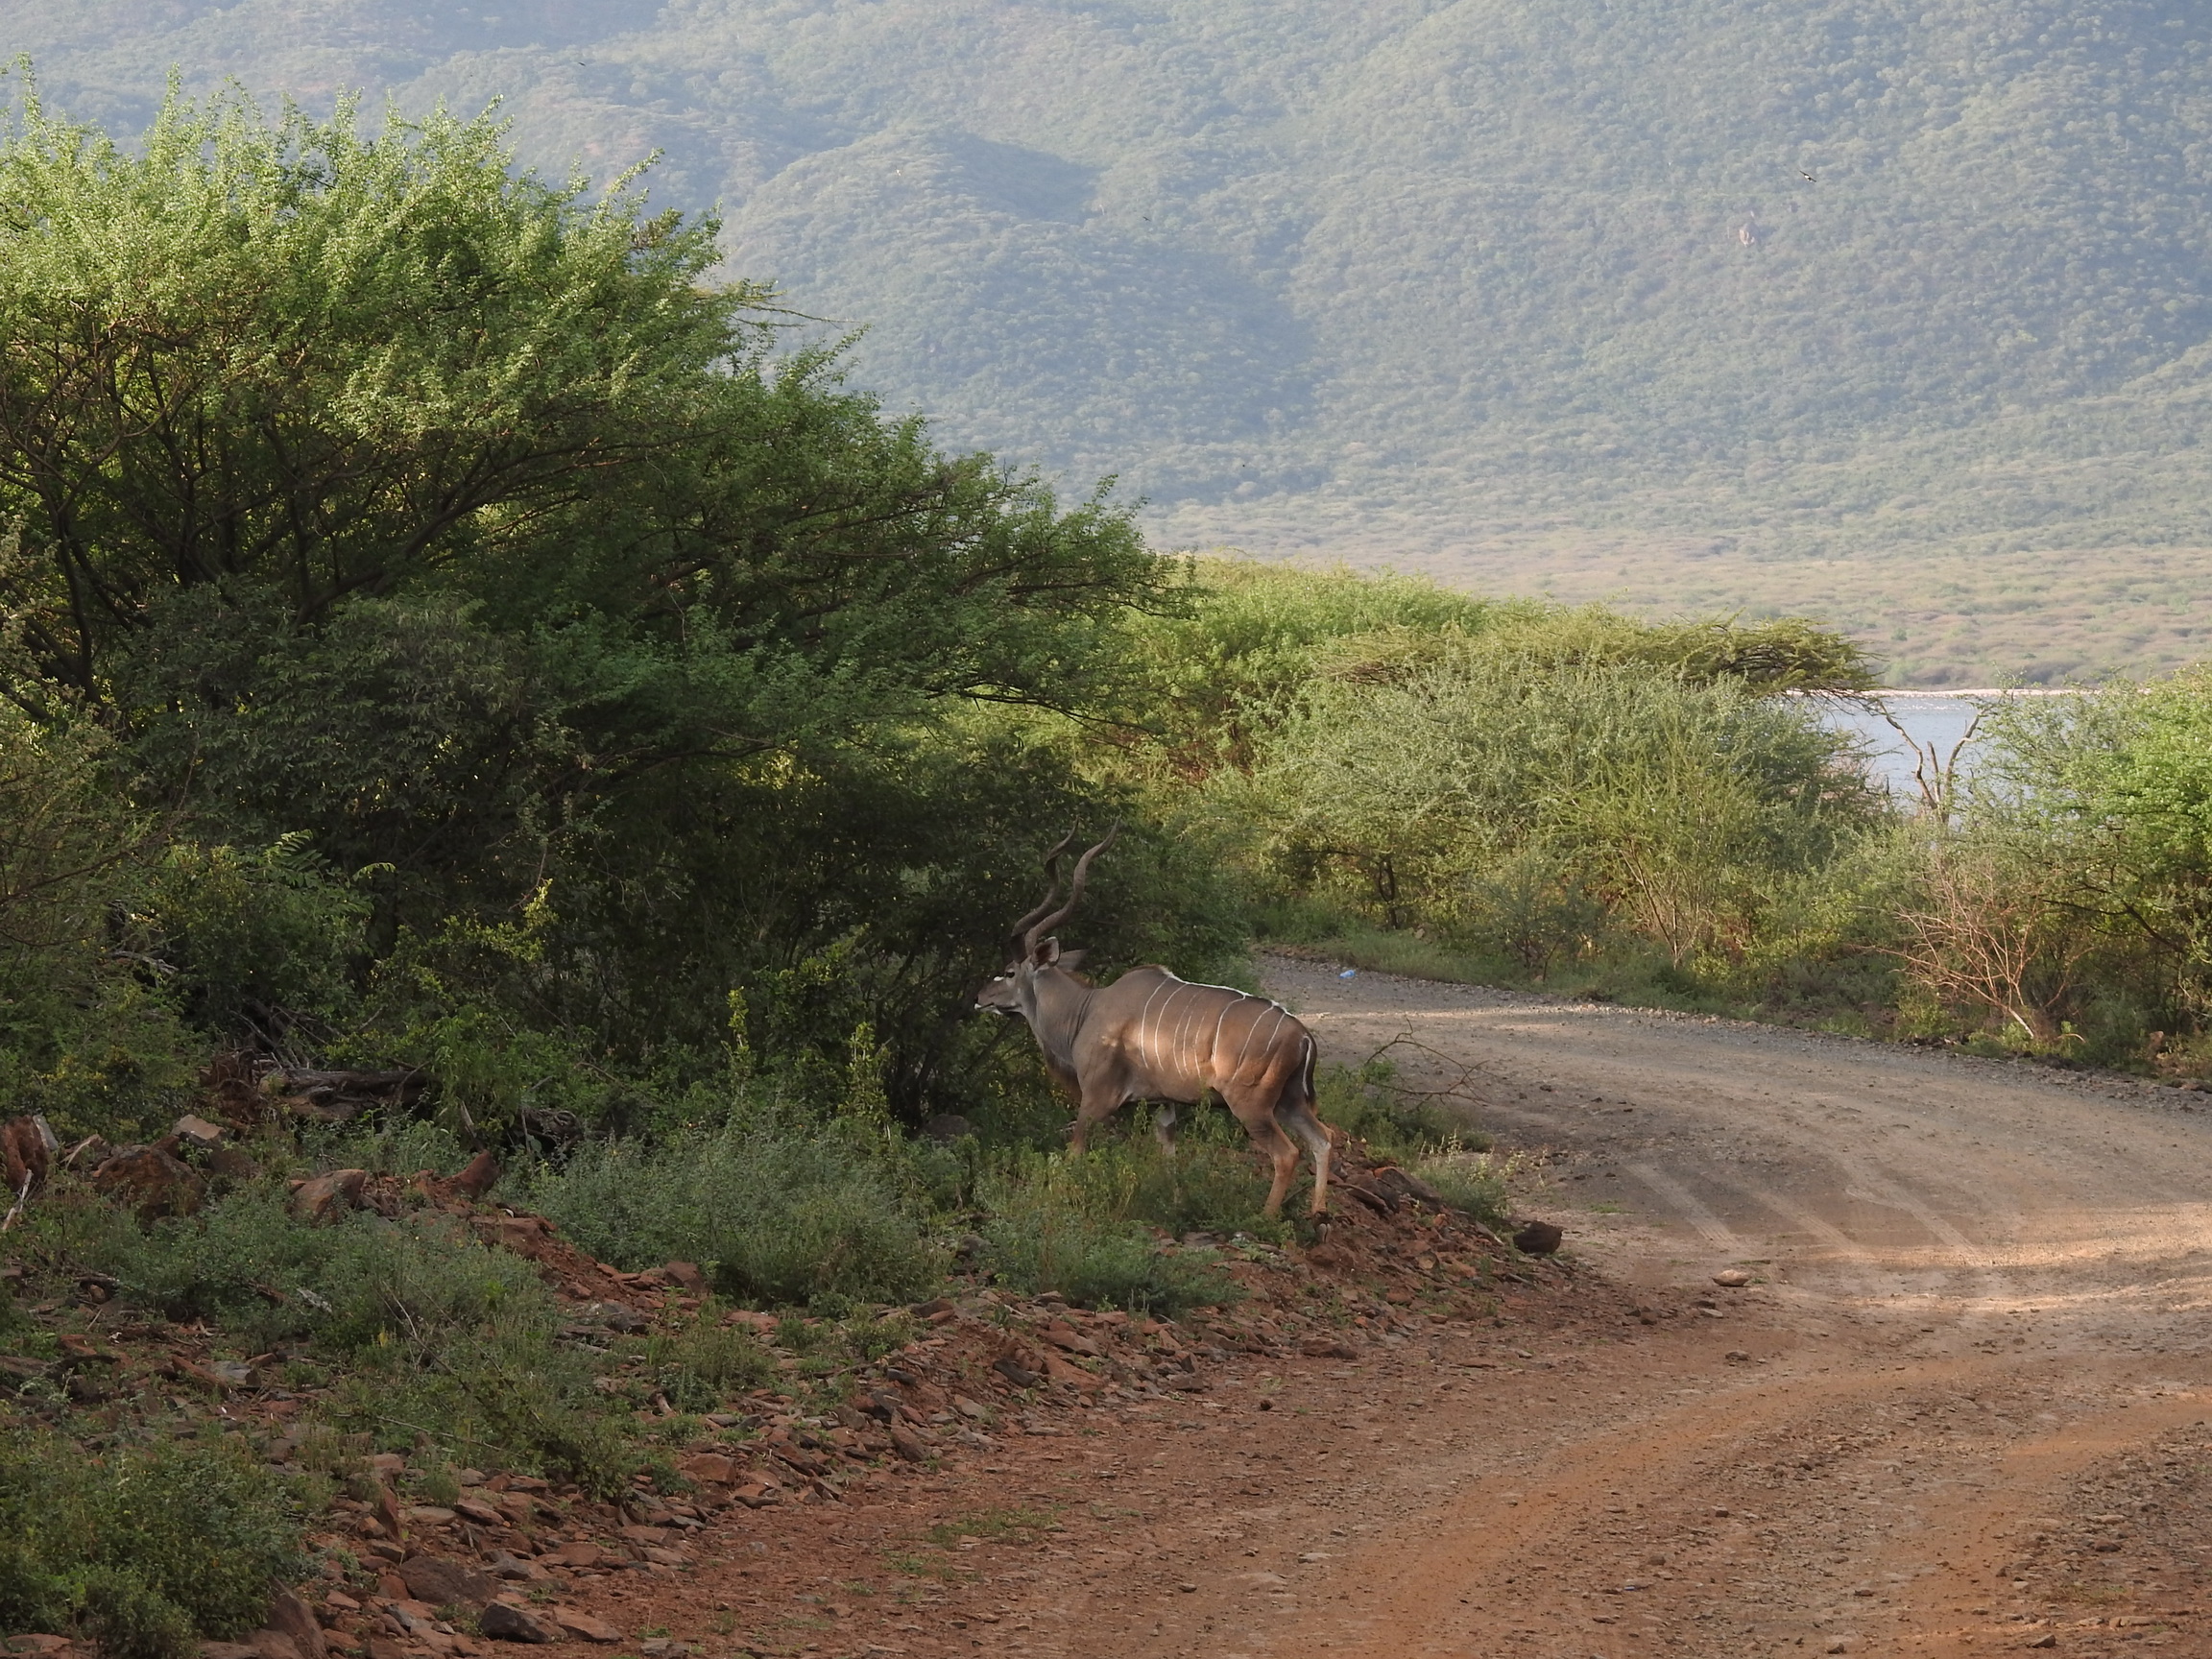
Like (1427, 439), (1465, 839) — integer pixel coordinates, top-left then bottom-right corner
(0, 1431), (305, 1659)
(13, 78), (2212, 1654)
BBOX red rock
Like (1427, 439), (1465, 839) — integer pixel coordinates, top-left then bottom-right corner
(172, 1115), (227, 1153)
(364, 1639), (409, 1659)
(1040, 1320), (1099, 1356)
(449, 1150), (500, 1200)
(90, 1145), (205, 1219)
(640, 1547), (687, 1567)
(887, 1426), (930, 1463)
(731, 1482), (781, 1508)
(552, 1610), (620, 1644)
(266, 1590), (329, 1659)
(247, 1631), (301, 1659)
(1299, 1334), (1362, 1360)
(1041, 1352), (1099, 1390)
(662, 1261), (708, 1293)
(1, 1114), (57, 1197)
(397, 1556), (497, 1611)
(616, 1524), (670, 1545)
(537, 1542), (602, 1569)
(476, 1604), (557, 1645)
(679, 1452), (734, 1484)
(290, 1169), (368, 1225)
(453, 1498), (503, 1526)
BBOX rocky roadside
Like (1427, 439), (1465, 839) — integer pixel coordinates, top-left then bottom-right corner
(3, 1110), (1646, 1659)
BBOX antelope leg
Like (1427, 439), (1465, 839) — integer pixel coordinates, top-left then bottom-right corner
(1153, 1101), (1179, 1156)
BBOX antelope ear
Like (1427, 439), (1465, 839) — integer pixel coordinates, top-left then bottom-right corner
(1054, 949), (1088, 972)
(1034, 937), (1062, 966)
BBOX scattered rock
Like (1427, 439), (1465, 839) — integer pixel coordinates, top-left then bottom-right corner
(453, 1497), (504, 1526)
(991, 1354), (1041, 1389)
(538, 1542), (603, 1569)
(1712, 1267), (1754, 1287)
(551, 1610), (620, 1644)
(290, 1168), (368, 1225)
(1041, 1319), (1098, 1356)
(397, 1555), (497, 1611)
(2, 1114), (58, 1197)
(1040, 1351), (1099, 1390)
(1512, 1220), (1564, 1256)
(449, 1149), (501, 1200)
(1367, 1166), (1444, 1207)
(483, 1553), (549, 1583)
(171, 1115), (227, 1153)
(662, 1260), (709, 1294)
(478, 1602), (559, 1644)
(680, 1452), (735, 1484)
(731, 1481), (781, 1508)
(264, 1591), (327, 1659)
(90, 1146), (205, 1220)
(888, 1425), (930, 1462)
(1300, 1334), (1362, 1360)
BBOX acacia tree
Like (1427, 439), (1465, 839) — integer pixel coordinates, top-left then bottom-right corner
(0, 76), (1205, 1116)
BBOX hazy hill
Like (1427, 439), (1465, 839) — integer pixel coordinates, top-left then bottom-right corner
(14, 0), (2212, 683)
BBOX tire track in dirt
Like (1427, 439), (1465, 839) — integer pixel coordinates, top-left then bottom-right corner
(1222, 957), (2212, 1658)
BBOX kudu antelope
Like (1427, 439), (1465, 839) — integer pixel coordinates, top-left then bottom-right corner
(975, 831), (1334, 1217)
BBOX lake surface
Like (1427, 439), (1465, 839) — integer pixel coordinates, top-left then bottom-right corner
(1819, 692), (2017, 800)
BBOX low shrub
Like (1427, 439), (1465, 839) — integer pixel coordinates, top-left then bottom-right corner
(519, 1119), (948, 1311)
(97, 1186), (553, 1356)
(976, 1157), (1239, 1315)
(0, 1431), (305, 1659)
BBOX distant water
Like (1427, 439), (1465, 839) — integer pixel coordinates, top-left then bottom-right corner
(1817, 692), (2044, 800)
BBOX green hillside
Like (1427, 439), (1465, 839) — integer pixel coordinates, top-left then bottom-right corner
(14, 0), (2212, 682)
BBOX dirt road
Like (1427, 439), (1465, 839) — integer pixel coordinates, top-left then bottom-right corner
(959, 957), (2212, 1659)
(601, 958), (2212, 1659)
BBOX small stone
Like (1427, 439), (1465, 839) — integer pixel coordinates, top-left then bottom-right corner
(538, 1542), (603, 1569)
(290, 1169), (369, 1226)
(991, 1355), (1041, 1389)
(888, 1425), (930, 1462)
(641, 1547), (688, 1567)
(1177, 1582), (1198, 1594)
(1300, 1335), (1361, 1360)
(552, 1610), (620, 1644)
(90, 1145), (206, 1219)
(1041, 1320), (1099, 1356)
(171, 1115), (227, 1152)
(266, 1590), (329, 1659)
(1712, 1268), (1754, 1287)
(731, 1481), (781, 1508)
(476, 1603), (558, 1644)
(1512, 1220), (1564, 1256)
(453, 1498), (503, 1526)
(662, 1261), (708, 1294)
(679, 1452), (734, 1484)
(397, 1556), (497, 1611)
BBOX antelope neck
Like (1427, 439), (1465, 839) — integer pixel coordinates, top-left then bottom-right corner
(1026, 969), (1096, 1070)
